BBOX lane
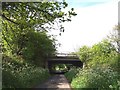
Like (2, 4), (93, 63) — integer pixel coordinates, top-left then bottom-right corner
(35, 74), (71, 89)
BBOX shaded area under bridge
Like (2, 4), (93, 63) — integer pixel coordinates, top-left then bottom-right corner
(47, 53), (83, 74)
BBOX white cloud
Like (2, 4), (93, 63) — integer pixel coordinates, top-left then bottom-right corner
(56, 0), (118, 53)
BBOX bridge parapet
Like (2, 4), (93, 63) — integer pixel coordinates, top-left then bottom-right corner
(48, 53), (79, 60)
(56, 53), (77, 56)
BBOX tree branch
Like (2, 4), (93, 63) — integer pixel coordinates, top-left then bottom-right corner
(0, 13), (19, 25)
(2, 32), (13, 51)
(26, 4), (56, 19)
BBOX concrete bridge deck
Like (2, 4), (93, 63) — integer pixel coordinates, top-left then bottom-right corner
(47, 54), (83, 74)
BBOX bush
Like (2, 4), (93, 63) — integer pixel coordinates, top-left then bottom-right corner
(2, 70), (22, 88)
(71, 66), (119, 89)
(2, 55), (51, 88)
(67, 39), (120, 89)
(65, 67), (81, 83)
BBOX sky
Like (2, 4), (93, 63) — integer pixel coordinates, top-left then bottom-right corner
(54, 0), (119, 53)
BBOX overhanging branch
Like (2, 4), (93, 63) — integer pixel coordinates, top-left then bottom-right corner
(0, 13), (19, 25)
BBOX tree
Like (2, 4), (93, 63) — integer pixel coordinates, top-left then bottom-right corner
(22, 31), (56, 67)
(108, 25), (120, 53)
(2, 1), (77, 55)
(91, 39), (115, 56)
(77, 45), (91, 67)
(1, 2), (76, 32)
(77, 39), (116, 68)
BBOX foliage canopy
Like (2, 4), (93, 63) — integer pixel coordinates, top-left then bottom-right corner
(2, 1), (77, 65)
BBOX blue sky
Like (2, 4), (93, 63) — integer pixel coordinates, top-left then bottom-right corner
(65, 0), (113, 7)
(54, 0), (118, 53)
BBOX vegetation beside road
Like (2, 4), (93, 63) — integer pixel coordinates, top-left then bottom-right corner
(2, 1), (76, 88)
(65, 39), (120, 89)
(2, 55), (50, 88)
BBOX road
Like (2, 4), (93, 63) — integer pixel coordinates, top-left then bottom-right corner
(35, 74), (71, 89)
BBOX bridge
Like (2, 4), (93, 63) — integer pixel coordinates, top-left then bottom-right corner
(47, 53), (83, 74)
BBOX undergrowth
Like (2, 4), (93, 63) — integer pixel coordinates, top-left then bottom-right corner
(2, 55), (50, 88)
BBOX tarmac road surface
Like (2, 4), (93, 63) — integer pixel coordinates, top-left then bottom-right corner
(35, 74), (71, 89)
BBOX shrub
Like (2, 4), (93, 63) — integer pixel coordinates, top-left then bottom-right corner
(71, 66), (119, 89)
(2, 55), (51, 88)
(65, 67), (81, 83)
(2, 70), (22, 88)
(69, 39), (119, 89)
